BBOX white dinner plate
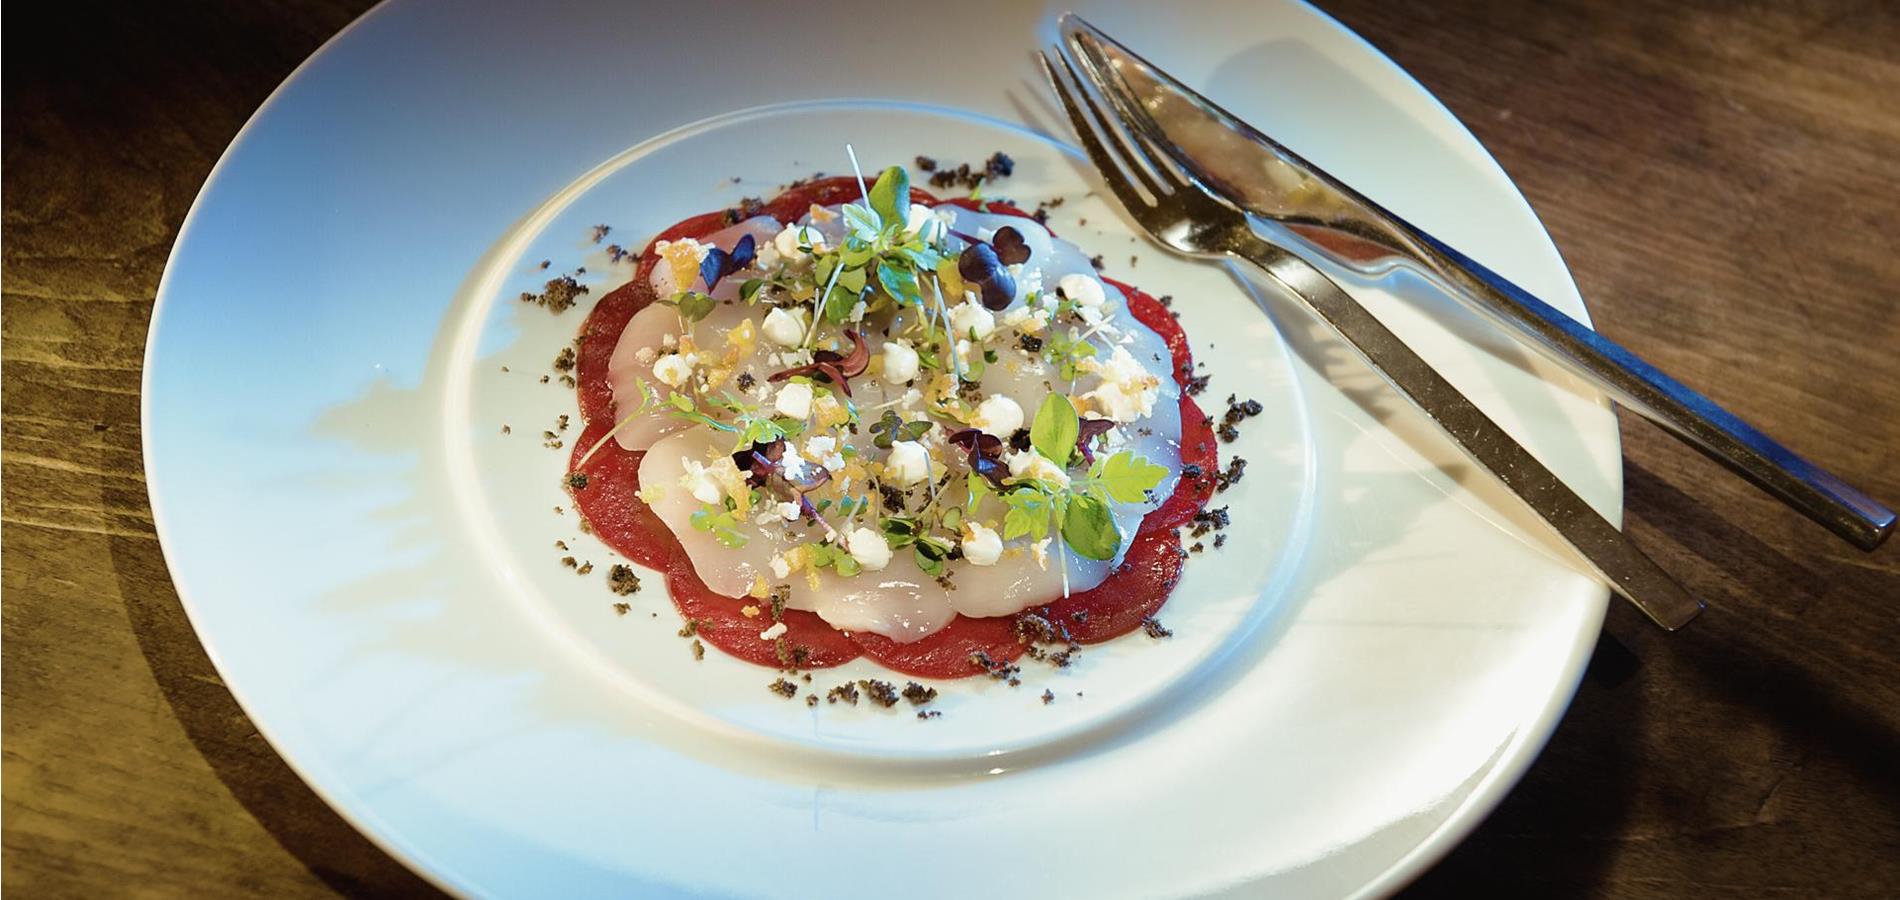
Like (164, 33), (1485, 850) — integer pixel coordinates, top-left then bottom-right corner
(145, 1), (1617, 896)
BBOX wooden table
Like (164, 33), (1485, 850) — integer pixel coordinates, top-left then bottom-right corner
(5, 1), (1897, 895)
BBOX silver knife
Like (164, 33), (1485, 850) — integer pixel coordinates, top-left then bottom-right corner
(1059, 14), (1894, 552)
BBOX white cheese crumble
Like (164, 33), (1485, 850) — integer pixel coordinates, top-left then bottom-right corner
(761, 307), (808, 347)
(652, 353), (693, 388)
(880, 340), (920, 383)
(961, 522), (1003, 567)
(679, 458), (727, 504)
(770, 553), (793, 579)
(1002, 304), (1050, 334)
(804, 435), (847, 471)
(773, 381), (815, 419)
(1007, 449), (1071, 488)
(845, 527), (893, 572)
(948, 300), (997, 341)
(1058, 272), (1107, 309)
(970, 394), (1024, 437)
(772, 223), (827, 261)
(885, 440), (931, 486)
(1079, 345), (1162, 423)
(759, 621), (788, 641)
(775, 501), (802, 521)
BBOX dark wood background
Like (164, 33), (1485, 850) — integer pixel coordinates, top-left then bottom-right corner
(5, 0), (1897, 896)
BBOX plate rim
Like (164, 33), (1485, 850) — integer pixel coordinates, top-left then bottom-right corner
(138, 2), (1614, 896)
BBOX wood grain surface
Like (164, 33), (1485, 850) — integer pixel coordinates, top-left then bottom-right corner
(4, 1), (1896, 896)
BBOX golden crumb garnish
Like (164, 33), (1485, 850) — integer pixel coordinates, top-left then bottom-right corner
(635, 483), (666, 504)
(741, 605), (761, 618)
(748, 574), (770, 598)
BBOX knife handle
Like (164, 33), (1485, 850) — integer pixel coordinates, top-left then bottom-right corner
(1234, 234), (1705, 629)
(1407, 231), (1896, 551)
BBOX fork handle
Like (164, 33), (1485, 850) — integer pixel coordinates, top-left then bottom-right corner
(1400, 230), (1897, 551)
(1233, 233), (1705, 629)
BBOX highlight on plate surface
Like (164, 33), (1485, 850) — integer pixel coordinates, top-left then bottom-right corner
(526, 153), (1261, 711)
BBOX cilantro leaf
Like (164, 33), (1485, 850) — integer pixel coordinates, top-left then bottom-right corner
(1091, 451), (1169, 503)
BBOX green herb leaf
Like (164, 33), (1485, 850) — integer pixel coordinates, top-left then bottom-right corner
(1031, 394), (1080, 465)
(842, 203), (882, 242)
(740, 278), (765, 302)
(1060, 493), (1119, 560)
(869, 166), (910, 230)
(1091, 451), (1170, 503)
(690, 504), (749, 548)
(877, 260), (922, 307)
(666, 290), (717, 323)
(1001, 488), (1054, 541)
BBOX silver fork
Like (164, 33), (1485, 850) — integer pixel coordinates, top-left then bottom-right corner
(1057, 14), (1892, 553)
(1040, 48), (1705, 629)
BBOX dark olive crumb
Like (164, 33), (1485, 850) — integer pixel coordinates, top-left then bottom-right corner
(590, 224), (611, 243)
(1214, 533), (1228, 549)
(1190, 542), (1204, 553)
(914, 155), (938, 172)
(1089, 254), (1105, 271)
(520, 274), (588, 314)
(606, 244), (629, 263)
(1031, 208), (1050, 225)
(769, 678), (798, 699)
(877, 482), (907, 514)
(801, 673), (812, 683)
(553, 346), (577, 373)
(555, 539), (569, 550)
(691, 639), (705, 660)
(538, 259), (551, 270)
(565, 472), (589, 490)
(613, 602), (631, 615)
(1007, 428), (1032, 453)
(1216, 457), (1248, 492)
(1130, 254), (1138, 267)
(1016, 333), (1044, 354)
(1217, 423), (1240, 443)
(827, 682), (861, 705)
(984, 151), (1015, 178)
(1141, 616), (1173, 639)
(859, 679), (901, 708)
(1185, 372), (1211, 396)
(968, 651), (1023, 685)
(608, 564), (641, 596)
(806, 695), (819, 707)
(901, 682), (938, 706)
(1070, 610), (1090, 624)
(560, 556), (577, 569)
(501, 425), (511, 434)
(1181, 462), (1204, 482)
(577, 561), (594, 575)
(1157, 294), (1173, 307)
(1189, 505), (1232, 539)
(768, 584), (791, 621)
(917, 710), (943, 720)
(1042, 689), (1056, 705)
(736, 372), (756, 390)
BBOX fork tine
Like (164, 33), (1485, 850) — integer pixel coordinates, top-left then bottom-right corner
(1039, 49), (1165, 206)
(1064, 31), (1203, 198)
(1064, 36), (1193, 196)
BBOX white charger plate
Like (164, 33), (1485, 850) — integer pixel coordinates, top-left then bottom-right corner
(145, 0), (1617, 896)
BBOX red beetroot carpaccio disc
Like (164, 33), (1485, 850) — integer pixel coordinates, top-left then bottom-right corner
(567, 178), (1217, 678)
